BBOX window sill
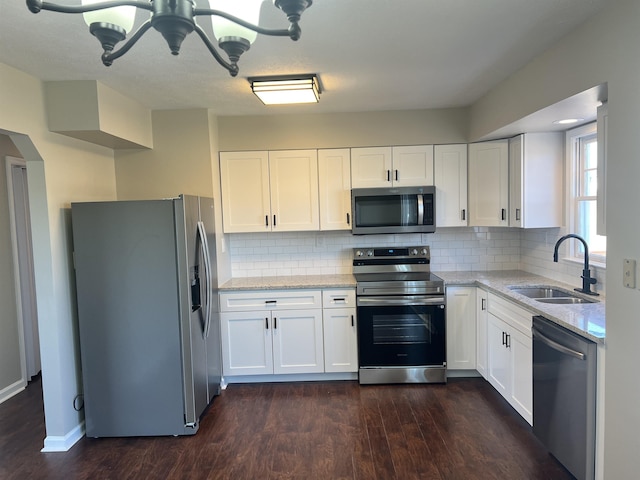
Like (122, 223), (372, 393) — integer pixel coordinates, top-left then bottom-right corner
(561, 256), (606, 270)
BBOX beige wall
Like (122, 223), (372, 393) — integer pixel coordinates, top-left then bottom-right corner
(218, 108), (469, 151)
(0, 135), (22, 397)
(470, 0), (640, 477)
(1, 62), (117, 449)
(115, 109), (214, 200)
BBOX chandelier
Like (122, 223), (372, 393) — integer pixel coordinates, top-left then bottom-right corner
(26, 0), (313, 77)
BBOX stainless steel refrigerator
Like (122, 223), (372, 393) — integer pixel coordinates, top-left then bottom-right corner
(71, 195), (221, 437)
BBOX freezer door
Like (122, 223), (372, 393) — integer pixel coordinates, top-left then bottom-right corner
(175, 195), (209, 427)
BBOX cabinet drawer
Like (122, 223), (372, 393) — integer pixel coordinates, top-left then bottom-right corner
(322, 289), (356, 309)
(487, 293), (532, 337)
(220, 290), (322, 312)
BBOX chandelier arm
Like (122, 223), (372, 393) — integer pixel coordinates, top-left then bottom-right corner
(193, 8), (291, 37)
(27, 0), (152, 15)
(101, 19), (153, 66)
(192, 23), (238, 77)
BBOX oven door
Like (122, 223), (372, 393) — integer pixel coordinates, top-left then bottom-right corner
(357, 296), (445, 367)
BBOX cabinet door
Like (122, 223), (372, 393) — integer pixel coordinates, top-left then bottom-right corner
(392, 145), (434, 186)
(350, 147), (393, 188)
(509, 133), (563, 228)
(269, 150), (319, 232)
(323, 308), (358, 373)
(476, 288), (488, 378)
(509, 327), (533, 425)
(219, 151), (271, 233)
(487, 313), (510, 397)
(446, 286), (477, 370)
(318, 149), (352, 231)
(272, 309), (324, 374)
(221, 311), (273, 376)
(468, 140), (509, 226)
(434, 144), (468, 227)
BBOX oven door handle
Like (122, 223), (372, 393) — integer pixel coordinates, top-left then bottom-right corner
(357, 296), (445, 306)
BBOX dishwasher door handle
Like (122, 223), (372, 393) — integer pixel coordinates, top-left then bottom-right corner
(532, 325), (586, 360)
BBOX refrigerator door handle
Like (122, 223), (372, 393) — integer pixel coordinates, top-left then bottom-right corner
(197, 221), (213, 339)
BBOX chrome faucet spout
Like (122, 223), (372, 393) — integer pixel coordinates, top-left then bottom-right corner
(553, 234), (599, 296)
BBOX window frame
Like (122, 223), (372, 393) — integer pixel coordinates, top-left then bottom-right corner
(565, 122), (606, 266)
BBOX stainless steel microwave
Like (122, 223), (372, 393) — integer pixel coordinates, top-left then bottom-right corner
(351, 186), (436, 235)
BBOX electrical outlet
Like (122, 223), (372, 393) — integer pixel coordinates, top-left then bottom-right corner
(623, 258), (636, 288)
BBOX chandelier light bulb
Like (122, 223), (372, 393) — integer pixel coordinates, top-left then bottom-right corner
(209, 0), (265, 45)
(81, 0), (136, 33)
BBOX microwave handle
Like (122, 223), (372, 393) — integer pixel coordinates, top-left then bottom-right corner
(417, 194), (424, 225)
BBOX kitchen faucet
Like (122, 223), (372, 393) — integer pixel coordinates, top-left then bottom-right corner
(553, 234), (599, 296)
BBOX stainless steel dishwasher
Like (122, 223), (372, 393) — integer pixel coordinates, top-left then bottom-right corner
(532, 316), (597, 480)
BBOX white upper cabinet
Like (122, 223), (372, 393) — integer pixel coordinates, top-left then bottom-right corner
(351, 145), (434, 188)
(219, 150), (271, 233)
(219, 150), (319, 233)
(434, 144), (468, 227)
(392, 145), (434, 186)
(318, 149), (352, 231)
(468, 140), (509, 227)
(269, 150), (319, 232)
(509, 133), (563, 228)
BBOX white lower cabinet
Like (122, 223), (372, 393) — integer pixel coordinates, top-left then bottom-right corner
(220, 288), (357, 378)
(221, 308), (324, 376)
(486, 293), (533, 425)
(445, 286), (477, 370)
(476, 288), (488, 378)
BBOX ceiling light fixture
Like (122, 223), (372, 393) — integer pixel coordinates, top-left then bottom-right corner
(26, 0), (313, 77)
(250, 74), (320, 105)
(553, 118), (585, 125)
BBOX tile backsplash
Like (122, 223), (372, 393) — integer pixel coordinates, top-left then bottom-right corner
(227, 226), (606, 294)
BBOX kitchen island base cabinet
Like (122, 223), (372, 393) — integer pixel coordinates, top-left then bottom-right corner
(486, 293), (533, 425)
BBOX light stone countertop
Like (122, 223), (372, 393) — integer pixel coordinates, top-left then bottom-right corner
(218, 270), (605, 343)
(436, 270), (606, 343)
(219, 274), (357, 291)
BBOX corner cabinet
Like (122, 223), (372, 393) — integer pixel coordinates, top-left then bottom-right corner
(445, 286), (477, 370)
(318, 149), (352, 231)
(351, 145), (434, 188)
(434, 144), (468, 227)
(486, 293), (533, 425)
(476, 288), (488, 379)
(468, 140), (509, 227)
(508, 133), (563, 228)
(219, 150), (319, 233)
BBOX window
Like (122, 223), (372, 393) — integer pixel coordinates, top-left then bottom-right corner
(567, 123), (606, 264)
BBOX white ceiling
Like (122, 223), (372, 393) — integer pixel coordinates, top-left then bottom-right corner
(0, 0), (608, 127)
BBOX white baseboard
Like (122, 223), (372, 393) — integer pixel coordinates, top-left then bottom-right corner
(41, 422), (85, 452)
(224, 372), (358, 384)
(0, 379), (26, 405)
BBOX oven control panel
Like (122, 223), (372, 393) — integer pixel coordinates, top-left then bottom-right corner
(353, 246), (429, 260)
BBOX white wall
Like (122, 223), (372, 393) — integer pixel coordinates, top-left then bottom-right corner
(470, 0), (638, 476)
(0, 62), (118, 450)
(0, 135), (23, 401)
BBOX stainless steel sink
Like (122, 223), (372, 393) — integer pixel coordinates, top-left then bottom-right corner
(535, 297), (597, 304)
(508, 286), (598, 304)
(509, 287), (570, 298)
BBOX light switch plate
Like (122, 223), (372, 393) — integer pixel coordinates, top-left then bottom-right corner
(623, 258), (636, 288)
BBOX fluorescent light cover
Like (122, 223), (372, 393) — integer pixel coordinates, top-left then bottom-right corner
(553, 118), (585, 125)
(251, 76), (320, 105)
(82, 0), (136, 33)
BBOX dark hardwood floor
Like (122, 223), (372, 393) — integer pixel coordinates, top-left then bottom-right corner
(0, 375), (574, 480)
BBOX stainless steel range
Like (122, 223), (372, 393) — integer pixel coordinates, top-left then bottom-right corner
(353, 246), (446, 384)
